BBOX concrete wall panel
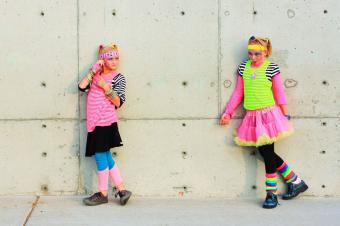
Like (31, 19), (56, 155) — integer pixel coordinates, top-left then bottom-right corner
(79, 118), (340, 198)
(0, 120), (79, 194)
(78, 0), (219, 119)
(220, 0), (340, 117)
(0, 1), (78, 119)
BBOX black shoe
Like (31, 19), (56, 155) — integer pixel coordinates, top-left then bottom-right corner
(282, 180), (308, 200)
(83, 192), (108, 206)
(115, 190), (132, 206)
(262, 192), (278, 209)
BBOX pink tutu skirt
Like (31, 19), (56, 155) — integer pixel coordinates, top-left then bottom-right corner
(234, 105), (293, 147)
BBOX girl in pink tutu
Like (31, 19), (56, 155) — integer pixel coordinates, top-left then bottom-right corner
(78, 44), (131, 206)
(220, 36), (308, 209)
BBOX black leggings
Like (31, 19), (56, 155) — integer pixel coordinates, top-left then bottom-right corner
(258, 143), (284, 174)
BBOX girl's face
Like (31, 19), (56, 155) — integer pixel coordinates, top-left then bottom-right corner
(248, 49), (267, 64)
(103, 57), (119, 71)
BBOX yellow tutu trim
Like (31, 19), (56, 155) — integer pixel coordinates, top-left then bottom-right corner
(234, 128), (294, 147)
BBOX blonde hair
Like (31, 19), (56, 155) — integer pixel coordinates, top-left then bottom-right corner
(98, 43), (119, 57)
(248, 36), (272, 57)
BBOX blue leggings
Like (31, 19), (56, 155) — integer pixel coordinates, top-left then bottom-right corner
(94, 151), (116, 171)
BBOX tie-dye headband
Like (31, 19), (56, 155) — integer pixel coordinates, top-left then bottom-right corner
(100, 51), (119, 59)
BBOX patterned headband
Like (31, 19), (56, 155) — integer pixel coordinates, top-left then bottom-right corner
(100, 51), (119, 59)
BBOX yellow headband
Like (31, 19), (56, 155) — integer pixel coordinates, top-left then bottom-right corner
(248, 44), (267, 51)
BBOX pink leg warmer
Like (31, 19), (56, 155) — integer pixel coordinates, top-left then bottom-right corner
(109, 164), (123, 186)
(98, 168), (109, 192)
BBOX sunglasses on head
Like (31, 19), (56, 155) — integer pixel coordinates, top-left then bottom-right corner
(249, 36), (269, 43)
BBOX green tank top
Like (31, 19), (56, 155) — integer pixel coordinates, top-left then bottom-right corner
(242, 60), (275, 110)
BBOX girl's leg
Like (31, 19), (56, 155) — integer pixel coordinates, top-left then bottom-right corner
(95, 152), (109, 196)
(260, 143), (302, 184)
(259, 143), (308, 201)
(270, 146), (308, 200)
(258, 143), (278, 195)
(106, 151), (132, 205)
(83, 152), (109, 206)
(258, 143), (279, 209)
(276, 159), (301, 184)
(106, 151), (124, 191)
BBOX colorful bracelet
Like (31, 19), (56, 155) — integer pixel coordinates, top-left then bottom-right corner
(105, 88), (113, 95)
(86, 70), (95, 82)
(105, 88), (118, 99)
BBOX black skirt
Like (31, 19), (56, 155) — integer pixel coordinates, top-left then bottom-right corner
(85, 122), (123, 157)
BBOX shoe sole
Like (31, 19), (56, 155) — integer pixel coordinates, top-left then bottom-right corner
(282, 184), (308, 200)
(262, 204), (278, 209)
(83, 199), (108, 206)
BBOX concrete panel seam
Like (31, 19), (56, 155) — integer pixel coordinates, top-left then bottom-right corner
(0, 116), (339, 122)
(76, 0), (81, 194)
(217, 0), (222, 115)
(0, 118), (79, 122)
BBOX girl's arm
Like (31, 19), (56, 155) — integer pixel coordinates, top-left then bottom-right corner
(78, 60), (103, 92)
(222, 74), (244, 117)
(97, 78), (121, 108)
(272, 73), (288, 115)
(78, 71), (94, 91)
(220, 74), (244, 125)
(107, 93), (121, 107)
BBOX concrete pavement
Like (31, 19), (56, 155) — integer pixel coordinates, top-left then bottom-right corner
(1, 196), (339, 226)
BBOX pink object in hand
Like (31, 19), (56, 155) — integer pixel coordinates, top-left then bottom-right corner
(91, 63), (103, 73)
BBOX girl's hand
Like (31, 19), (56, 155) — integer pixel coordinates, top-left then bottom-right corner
(96, 76), (111, 92)
(91, 60), (104, 73)
(220, 113), (231, 125)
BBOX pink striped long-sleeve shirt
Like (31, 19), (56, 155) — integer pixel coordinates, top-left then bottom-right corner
(86, 72), (119, 132)
(223, 73), (286, 116)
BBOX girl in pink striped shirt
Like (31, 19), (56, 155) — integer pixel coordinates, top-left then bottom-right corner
(78, 44), (131, 206)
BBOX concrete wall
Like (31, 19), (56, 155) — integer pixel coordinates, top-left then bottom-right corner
(1, 0), (339, 198)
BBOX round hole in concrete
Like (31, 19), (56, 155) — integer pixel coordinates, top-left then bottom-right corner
(41, 185), (48, 191)
(41, 81), (46, 87)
